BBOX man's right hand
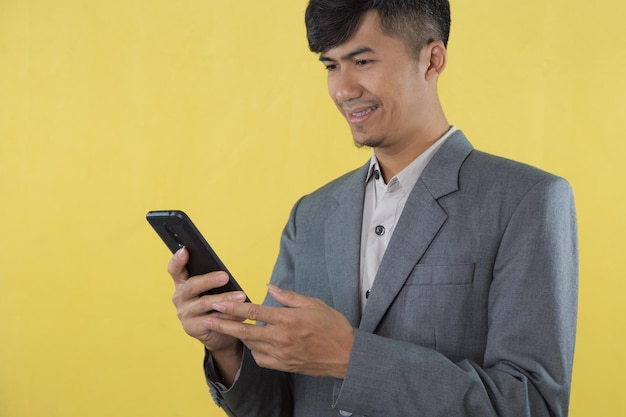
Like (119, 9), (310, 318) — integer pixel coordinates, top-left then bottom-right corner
(167, 247), (246, 385)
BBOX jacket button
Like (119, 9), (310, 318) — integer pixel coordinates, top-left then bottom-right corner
(339, 411), (352, 416)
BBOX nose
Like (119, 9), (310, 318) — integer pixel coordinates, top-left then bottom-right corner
(329, 68), (362, 104)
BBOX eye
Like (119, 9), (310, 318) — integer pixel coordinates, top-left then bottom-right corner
(324, 63), (339, 71)
(355, 59), (371, 67)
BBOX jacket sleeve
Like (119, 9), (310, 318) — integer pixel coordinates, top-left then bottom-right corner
(333, 176), (578, 417)
(205, 347), (293, 417)
(203, 200), (304, 417)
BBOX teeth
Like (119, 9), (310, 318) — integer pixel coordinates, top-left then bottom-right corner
(351, 107), (375, 117)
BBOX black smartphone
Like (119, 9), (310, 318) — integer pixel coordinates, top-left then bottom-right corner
(146, 210), (250, 301)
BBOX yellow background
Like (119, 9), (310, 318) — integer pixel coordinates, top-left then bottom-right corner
(1, 0), (624, 416)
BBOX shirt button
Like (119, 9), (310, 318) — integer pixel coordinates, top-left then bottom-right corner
(374, 169), (380, 180)
(375, 225), (385, 236)
(339, 411), (353, 417)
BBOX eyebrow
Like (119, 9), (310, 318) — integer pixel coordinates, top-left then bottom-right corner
(319, 46), (375, 63)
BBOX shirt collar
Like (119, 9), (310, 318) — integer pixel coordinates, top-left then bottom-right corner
(364, 126), (457, 189)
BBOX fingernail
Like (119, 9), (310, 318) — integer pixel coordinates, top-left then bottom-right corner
(215, 272), (228, 284)
(267, 284), (281, 293)
(204, 318), (214, 329)
(232, 292), (247, 302)
(175, 246), (185, 258)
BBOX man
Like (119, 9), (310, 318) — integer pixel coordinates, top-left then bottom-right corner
(167, 1), (578, 416)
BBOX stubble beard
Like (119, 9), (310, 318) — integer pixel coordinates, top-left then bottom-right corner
(353, 138), (384, 149)
(340, 98), (384, 149)
(352, 126), (385, 149)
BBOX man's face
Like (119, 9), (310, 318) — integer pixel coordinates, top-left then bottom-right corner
(320, 11), (435, 151)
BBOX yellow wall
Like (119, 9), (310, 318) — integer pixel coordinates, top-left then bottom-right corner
(1, 1), (623, 416)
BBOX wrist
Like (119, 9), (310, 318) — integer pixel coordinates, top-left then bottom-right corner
(208, 341), (243, 387)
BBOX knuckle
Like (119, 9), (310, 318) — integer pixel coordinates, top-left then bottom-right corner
(175, 306), (188, 322)
(237, 323), (250, 339)
(246, 305), (260, 321)
(172, 288), (183, 305)
(277, 312), (295, 328)
(274, 332), (293, 348)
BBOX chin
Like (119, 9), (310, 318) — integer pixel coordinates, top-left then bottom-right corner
(352, 135), (384, 149)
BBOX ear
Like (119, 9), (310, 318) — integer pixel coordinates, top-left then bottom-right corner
(424, 40), (447, 81)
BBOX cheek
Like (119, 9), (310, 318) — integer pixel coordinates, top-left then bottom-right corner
(363, 75), (405, 108)
(392, 78), (426, 111)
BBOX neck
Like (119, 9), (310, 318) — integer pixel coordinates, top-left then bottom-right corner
(375, 114), (450, 182)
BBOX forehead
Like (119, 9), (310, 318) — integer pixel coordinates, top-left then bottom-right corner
(320, 10), (408, 61)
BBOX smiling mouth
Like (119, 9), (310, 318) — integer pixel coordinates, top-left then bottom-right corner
(345, 105), (378, 124)
(350, 106), (377, 117)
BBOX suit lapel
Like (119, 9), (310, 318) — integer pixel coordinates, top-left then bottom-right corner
(359, 131), (474, 332)
(324, 163), (369, 327)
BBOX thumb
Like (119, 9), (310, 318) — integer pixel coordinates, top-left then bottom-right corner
(267, 284), (310, 308)
(168, 246), (190, 284)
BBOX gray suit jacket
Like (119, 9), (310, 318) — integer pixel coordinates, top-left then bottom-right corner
(208, 130), (578, 417)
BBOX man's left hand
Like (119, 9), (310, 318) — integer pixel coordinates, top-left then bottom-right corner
(206, 284), (355, 379)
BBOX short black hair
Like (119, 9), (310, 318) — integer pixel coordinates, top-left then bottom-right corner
(305, 0), (451, 57)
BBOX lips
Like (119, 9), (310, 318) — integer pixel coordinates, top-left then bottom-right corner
(345, 105), (378, 124)
(351, 107), (375, 117)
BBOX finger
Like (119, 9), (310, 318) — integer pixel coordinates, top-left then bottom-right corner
(267, 284), (316, 309)
(185, 271), (230, 297)
(178, 299), (245, 337)
(214, 312), (247, 322)
(204, 314), (269, 343)
(181, 288), (247, 317)
(167, 247), (189, 284)
(211, 301), (283, 326)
